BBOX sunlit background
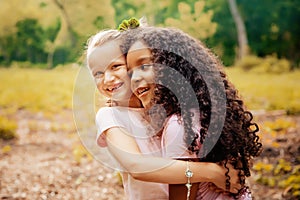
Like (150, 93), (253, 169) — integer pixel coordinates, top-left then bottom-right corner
(0, 0), (299, 199)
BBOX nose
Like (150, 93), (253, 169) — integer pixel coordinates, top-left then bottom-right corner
(103, 71), (114, 84)
(130, 69), (142, 83)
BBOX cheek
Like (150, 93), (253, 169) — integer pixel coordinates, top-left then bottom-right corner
(95, 79), (102, 87)
(95, 80), (104, 93)
(149, 86), (155, 99)
(144, 70), (155, 82)
(118, 69), (131, 84)
(149, 71), (155, 82)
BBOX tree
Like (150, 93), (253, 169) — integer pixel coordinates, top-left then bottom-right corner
(164, 0), (217, 40)
(227, 0), (248, 60)
(14, 19), (47, 63)
(0, 0), (116, 66)
(45, 18), (61, 68)
(112, 0), (170, 26)
(204, 0), (237, 66)
(0, 35), (15, 65)
(238, 0), (300, 67)
(52, 0), (77, 48)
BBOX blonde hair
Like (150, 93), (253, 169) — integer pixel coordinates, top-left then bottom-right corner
(86, 29), (121, 58)
(86, 17), (147, 57)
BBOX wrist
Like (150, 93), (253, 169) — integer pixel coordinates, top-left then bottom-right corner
(205, 163), (223, 183)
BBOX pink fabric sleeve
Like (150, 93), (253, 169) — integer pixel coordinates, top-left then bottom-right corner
(95, 107), (127, 148)
(162, 115), (197, 159)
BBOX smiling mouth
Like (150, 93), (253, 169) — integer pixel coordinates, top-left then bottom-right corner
(106, 83), (123, 92)
(135, 87), (150, 96)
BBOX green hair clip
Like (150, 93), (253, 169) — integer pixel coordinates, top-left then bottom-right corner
(117, 17), (140, 32)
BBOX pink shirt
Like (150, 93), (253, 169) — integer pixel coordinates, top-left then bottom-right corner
(96, 106), (168, 200)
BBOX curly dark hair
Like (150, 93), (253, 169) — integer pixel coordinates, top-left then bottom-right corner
(120, 26), (262, 196)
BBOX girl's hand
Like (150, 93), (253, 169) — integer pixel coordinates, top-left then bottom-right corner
(210, 163), (242, 194)
(208, 183), (231, 195)
(105, 99), (118, 107)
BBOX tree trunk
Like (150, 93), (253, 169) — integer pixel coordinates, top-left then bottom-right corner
(228, 0), (248, 60)
(52, 0), (77, 48)
(47, 45), (55, 69)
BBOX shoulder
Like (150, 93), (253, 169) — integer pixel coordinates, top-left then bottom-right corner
(96, 107), (111, 121)
(163, 114), (184, 138)
(96, 106), (120, 114)
(96, 106), (114, 116)
(96, 106), (127, 119)
(96, 106), (144, 123)
(165, 114), (182, 128)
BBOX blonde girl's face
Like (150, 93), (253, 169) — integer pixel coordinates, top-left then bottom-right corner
(88, 40), (133, 102)
(127, 41), (155, 109)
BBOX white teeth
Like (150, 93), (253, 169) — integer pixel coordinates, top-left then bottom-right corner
(136, 87), (149, 95)
(106, 83), (122, 92)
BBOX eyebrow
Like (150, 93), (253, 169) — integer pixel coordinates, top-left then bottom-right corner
(128, 56), (151, 68)
(138, 55), (152, 62)
(91, 58), (125, 74)
(111, 56), (126, 63)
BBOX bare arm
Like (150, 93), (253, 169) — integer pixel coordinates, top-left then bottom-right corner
(162, 116), (199, 200)
(102, 127), (241, 193)
(169, 158), (200, 200)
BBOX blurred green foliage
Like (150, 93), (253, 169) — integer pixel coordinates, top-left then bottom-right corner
(238, 0), (300, 68)
(236, 55), (291, 73)
(0, 0), (299, 68)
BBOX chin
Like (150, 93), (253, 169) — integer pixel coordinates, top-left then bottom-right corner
(142, 100), (152, 109)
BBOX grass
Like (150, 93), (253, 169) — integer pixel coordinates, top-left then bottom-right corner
(225, 67), (300, 114)
(0, 65), (79, 115)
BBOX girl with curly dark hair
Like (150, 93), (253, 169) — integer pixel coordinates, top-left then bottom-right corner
(121, 26), (262, 199)
(86, 28), (242, 200)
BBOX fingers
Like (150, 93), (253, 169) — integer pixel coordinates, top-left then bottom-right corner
(227, 166), (244, 193)
(208, 183), (230, 194)
(208, 183), (220, 192)
(229, 185), (240, 194)
(230, 187), (239, 194)
(208, 182), (240, 195)
(229, 177), (242, 193)
(105, 99), (118, 106)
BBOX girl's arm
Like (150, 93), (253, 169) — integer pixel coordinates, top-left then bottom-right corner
(162, 116), (200, 200)
(102, 127), (241, 193)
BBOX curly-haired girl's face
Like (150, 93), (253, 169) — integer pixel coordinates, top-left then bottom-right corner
(127, 41), (155, 109)
(88, 40), (133, 102)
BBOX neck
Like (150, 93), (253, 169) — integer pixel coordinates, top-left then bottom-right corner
(128, 97), (143, 108)
(114, 96), (142, 108)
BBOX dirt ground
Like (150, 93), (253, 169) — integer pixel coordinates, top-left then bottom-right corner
(0, 109), (299, 200)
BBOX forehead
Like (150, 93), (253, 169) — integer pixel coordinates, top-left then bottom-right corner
(88, 40), (124, 70)
(128, 40), (150, 53)
(127, 41), (152, 67)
